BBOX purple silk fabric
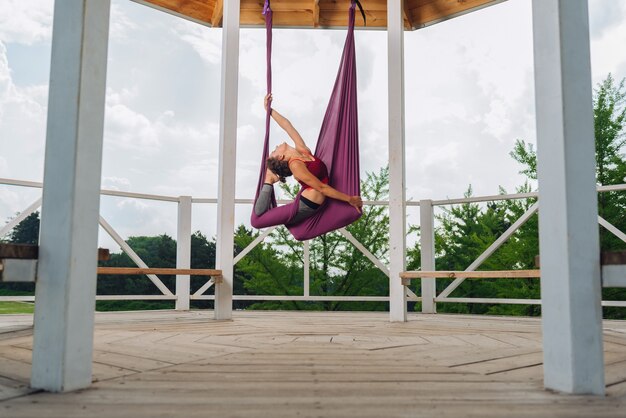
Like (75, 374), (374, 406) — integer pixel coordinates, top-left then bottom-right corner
(251, 0), (361, 241)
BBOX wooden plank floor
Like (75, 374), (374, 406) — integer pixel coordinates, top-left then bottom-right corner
(1, 310), (626, 417)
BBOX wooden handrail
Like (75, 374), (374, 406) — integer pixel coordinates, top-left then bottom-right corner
(401, 270), (541, 279)
(0, 244), (110, 261)
(400, 270), (541, 286)
(97, 267), (222, 276)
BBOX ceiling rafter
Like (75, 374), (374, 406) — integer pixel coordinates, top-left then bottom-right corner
(211, 0), (223, 27)
(313, 0), (321, 28)
(133, 0), (507, 30)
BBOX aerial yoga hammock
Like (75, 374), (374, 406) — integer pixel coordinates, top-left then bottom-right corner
(250, 0), (364, 242)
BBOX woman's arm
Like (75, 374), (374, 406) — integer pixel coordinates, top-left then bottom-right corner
(289, 162), (362, 212)
(264, 94), (312, 155)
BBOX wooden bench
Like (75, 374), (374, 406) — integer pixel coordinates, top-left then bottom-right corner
(400, 270), (540, 286)
(0, 244), (222, 284)
(401, 250), (626, 288)
(97, 267), (223, 283)
(0, 244), (110, 282)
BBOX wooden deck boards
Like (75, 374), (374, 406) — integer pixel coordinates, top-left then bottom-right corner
(1, 310), (626, 417)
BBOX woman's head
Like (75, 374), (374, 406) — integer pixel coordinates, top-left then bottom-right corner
(267, 157), (292, 183)
(270, 142), (292, 160)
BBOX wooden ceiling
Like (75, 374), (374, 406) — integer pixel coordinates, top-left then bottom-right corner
(131, 0), (506, 30)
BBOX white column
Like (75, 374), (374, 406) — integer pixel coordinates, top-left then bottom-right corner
(176, 196), (192, 311)
(31, 0), (111, 392)
(388, 0), (407, 322)
(420, 200), (436, 313)
(303, 241), (310, 297)
(214, 0), (240, 320)
(532, 0), (604, 395)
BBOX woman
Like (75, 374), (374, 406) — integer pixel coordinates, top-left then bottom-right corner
(253, 94), (363, 228)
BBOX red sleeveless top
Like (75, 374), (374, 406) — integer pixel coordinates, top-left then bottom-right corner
(289, 156), (329, 191)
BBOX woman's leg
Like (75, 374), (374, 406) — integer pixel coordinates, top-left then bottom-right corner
(251, 199), (301, 229)
(254, 184), (274, 216)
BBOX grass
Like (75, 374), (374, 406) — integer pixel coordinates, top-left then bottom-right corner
(0, 301), (35, 314)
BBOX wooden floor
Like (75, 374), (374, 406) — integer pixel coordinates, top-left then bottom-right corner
(1, 311), (626, 417)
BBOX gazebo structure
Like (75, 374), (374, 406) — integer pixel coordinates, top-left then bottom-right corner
(11, 0), (606, 400)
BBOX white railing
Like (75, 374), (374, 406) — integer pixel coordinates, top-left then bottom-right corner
(419, 184), (626, 312)
(0, 177), (397, 307)
(2, 177), (626, 310)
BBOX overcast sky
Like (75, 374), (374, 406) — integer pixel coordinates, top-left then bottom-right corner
(1, 0), (625, 250)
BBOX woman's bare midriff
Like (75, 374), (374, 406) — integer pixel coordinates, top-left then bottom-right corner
(301, 188), (325, 205)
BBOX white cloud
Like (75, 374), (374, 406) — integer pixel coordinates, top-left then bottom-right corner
(110, 3), (139, 41)
(0, 188), (21, 219)
(100, 196), (177, 240)
(589, 0), (626, 40)
(0, 0), (53, 45)
(0, 41), (48, 180)
(102, 176), (132, 191)
(105, 101), (162, 151)
(590, 6), (626, 83)
(173, 21), (222, 65)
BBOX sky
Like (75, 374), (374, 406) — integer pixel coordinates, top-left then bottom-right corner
(1, 0), (626, 251)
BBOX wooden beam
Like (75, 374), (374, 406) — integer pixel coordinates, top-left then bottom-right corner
(313, 0), (320, 28)
(97, 267), (222, 278)
(0, 244), (109, 261)
(132, 0), (213, 25)
(537, 251), (626, 267)
(211, 0), (223, 27)
(403, 0), (414, 30)
(601, 251), (626, 266)
(401, 270), (541, 287)
(0, 244), (38, 259)
(401, 270), (542, 279)
(98, 248), (110, 261)
(133, 0), (504, 30)
(408, 0), (504, 28)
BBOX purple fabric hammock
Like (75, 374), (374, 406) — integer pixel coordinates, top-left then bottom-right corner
(250, 0), (361, 241)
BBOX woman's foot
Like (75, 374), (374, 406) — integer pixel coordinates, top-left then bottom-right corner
(265, 169), (279, 184)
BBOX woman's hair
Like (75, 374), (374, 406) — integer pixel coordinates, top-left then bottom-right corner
(266, 157), (292, 183)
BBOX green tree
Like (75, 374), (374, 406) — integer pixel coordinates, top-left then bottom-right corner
(594, 75), (626, 251)
(7, 211), (40, 244)
(511, 74), (626, 251)
(511, 74), (626, 318)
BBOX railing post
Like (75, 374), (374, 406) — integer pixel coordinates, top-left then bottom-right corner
(303, 240), (310, 297)
(176, 196), (192, 310)
(420, 200), (436, 313)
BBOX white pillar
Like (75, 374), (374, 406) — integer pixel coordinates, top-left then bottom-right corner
(214, 0), (240, 320)
(420, 200), (436, 313)
(388, 0), (407, 322)
(176, 196), (192, 311)
(532, 0), (604, 395)
(31, 0), (111, 392)
(303, 240), (310, 297)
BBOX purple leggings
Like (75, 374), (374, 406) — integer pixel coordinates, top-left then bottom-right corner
(252, 184), (318, 228)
